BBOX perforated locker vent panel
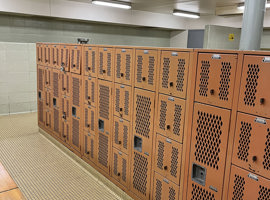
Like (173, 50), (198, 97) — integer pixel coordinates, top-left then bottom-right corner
(159, 51), (189, 98)
(135, 49), (158, 91)
(190, 183), (215, 200)
(53, 71), (59, 98)
(98, 47), (114, 81)
(238, 55), (270, 118)
(38, 100), (44, 124)
(98, 132), (109, 173)
(53, 108), (60, 135)
(38, 66), (44, 91)
(84, 76), (96, 107)
(70, 45), (81, 74)
(113, 117), (130, 155)
(98, 81), (110, 120)
(61, 121), (70, 142)
(44, 45), (51, 66)
(232, 174), (245, 200)
(36, 44), (43, 64)
(60, 45), (69, 71)
(157, 94), (186, 143)
(72, 118), (80, 149)
(83, 46), (97, 77)
(115, 48), (133, 85)
(232, 112), (270, 180)
(61, 72), (70, 97)
(72, 75), (81, 107)
(195, 53), (237, 109)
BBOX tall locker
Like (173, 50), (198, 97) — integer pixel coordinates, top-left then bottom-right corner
(69, 45), (82, 74)
(52, 44), (60, 69)
(52, 69), (61, 137)
(60, 45), (70, 72)
(98, 47), (114, 81)
(83, 46), (98, 77)
(44, 44), (52, 67)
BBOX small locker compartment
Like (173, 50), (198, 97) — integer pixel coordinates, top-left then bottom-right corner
(113, 117), (130, 155)
(83, 104), (96, 133)
(159, 50), (190, 99)
(134, 49), (158, 92)
(115, 48), (134, 86)
(52, 44), (60, 69)
(45, 88), (52, 109)
(97, 131), (111, 174)
(44, 44), (52, 67)
(44, 66), (52, 90)
(114, 83), (132, 121)
(61, 96), (70, 122)
(195, 53), (238, 109)
(98, 47), (114, 81)
(45, 108), (52, 130)
(83, 76), (97, 107)
(83, 131), (96, 164)
(156, 94), (186, 143)
(60, 71), (71, 97)
(238, 55), (270, 118)
(60, 44), (70, 72)
(82, 46), (98, 77)
(69, 45), (82, 74)
(60, 120), (70, 144)
(36, 43), (44, 65)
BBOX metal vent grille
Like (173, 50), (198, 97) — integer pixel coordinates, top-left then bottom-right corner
(71, 50), (74, 68)
(90, 138), (94, 158)
(38, 68), (43, 91)
(85, 135), (88, 154)
(92, 51), (96, 73)
(38, 101), (43, 123)
(99, 52), (103, 75)
(114, 121), (119, 144)
(98, 133), (108, 167)
(66, 75), (69, 94)
(72, 118), (79, 147)
(56, 48), (59, 66)
(76, 50), (80, 69)
(53, 72), (59, 97)
(126, 54), (131, 80)
(124, 91), (129, 116)
(237, 122), (252, 162)
(191, 184), (215, 200)
(148, 56), (155, 85)
(159, 101), (167, 130)
(155, 179), (162, 200)
(135, 95), (152, 138)
(107, 53), (111, 76)
(199, 61), (210, 97)
(84, 108), (88, 128)
(61, 49), (63, 66)
(85, 80), (88, 101)
(123, 125), (128, 150)
(54, 109), (59, 133)
(170, 147), (178, 178)
(91, 111), (94, 131)
(133, 152), (148, 196)
(115, 88), (120, 112)
(169, 187), (176, 200)
(195, 111), (222, 170)
(67, 124), (69, 141)
(157, 141), (164, 169)
(99, 85), (110, 120)
(85, 51), (89, 73)
(244, 64), (260, 106)
(91, 82), (95, 104)
(62, 74), (64, 92)
(173, 104), (182, 136)
(66, 100), (69, 118)
(258, 185), (270, 200)
(162, 57), (170, 89)
(232, 174), (245, 200)
(137, 56), (143, 83)
(65, 49), (68, 68)
(176, 59), (185, 92)
(219, 62), (231, 101)
(72, 77), (80, 107)
(263, 129), (270, 170)
(116, 54), (121, 78)
(122, 158), (127, 182)
(114, 153), (118, 176)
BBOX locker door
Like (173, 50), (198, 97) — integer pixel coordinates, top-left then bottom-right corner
(232, 112), (270, 180)
(156, 94), (186, 143)
(83, 76), (97, 107)
(52, 44), (60, 69)
(113, 117), (130, 155)
(154, 134), (182, 185)
(83, 131), (96, 163)
(36, 44), (44, 65)
(45, 109), (52, 130)
(187, 103), (231, 200)
(71, 74), (82, 118)
(115, 48), (133, 86)
(83, 46), (98, 77)
(53, 107), (60, 137)
(238, 55), (270, 118)
(61, 120), (70, 144)
(45, 88), (52, 109)
(159, 50), (190, 99)
(228, 165), (270, 200)
(45, 67), (52, 89)
(44, 44), (52, 67)
(37, 65), (44, 92)
(97, 132), (111, 174)
(60, 45), (69, 72)
(134, 49), (158, 91)
(152, 172), (179, 200)
(52, 69), (61, 108)
(38, 91), (45, 126)
(70, 116), (81, 152)
(61, 96), (70, 122)
(98, 47), (114, 81)
(60, 71), (70, 97)
(114, 83), (132, 121)
(83, 105), (95, 133)
(195, 53), (238, 109)
(112, 148), (129, 187)
(70, 45), (82, 74)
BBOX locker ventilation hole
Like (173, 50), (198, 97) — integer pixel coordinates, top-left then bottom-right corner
(72, 77), (80, 106)
(176, 59), (185, 92)
(98, 133), (108, 167)
(157, 141), (164, 169)
(199, 61), (210, 97)
(263, 129), (270, 170)
(72, 118), (79, 147)
(84, 135), (88, 154)
(92, 51), (95, 73)
(124, 91), (129, 116)
(170, 147), (178, 178)
(62, 74), (64, 92)
(137, 55), (143, 83)
(173, 104), (182, 136)
(107, 53), (111, 76)
(126, 54), (131, 81)
(76, 50), (80, 69)
(54, 109), (59, 133)
(232, 174), (245, 200)
(99, 85), (110, 120)
(91, 82), (95, 103)
(84, 108), (88, 128)
(85, 51), (89, 72)
(258, 185), (270, 200)
(237, 122), (252, 162)
(135, 95), (152, 138)
(91, 111), (94, 131)
(38, 101), (43, 123)
(99, 52), (103, 75)
(169, 187), (176, 200)
(116, 54), (121, 78)
(114, 153), (118, 176)
(191, 183), (215, 200)
(67, 124), (69, 141)
(85, 80), (88, 101)
(159, 101), (167, 130)
(162, 57), (170, 89)
(71, 50), (74, 68)
(133, 152), (148, 196)
(115, 88), (120, 112)
(114, 121), (119, 144)
(123, 125), (128, 149)
(148, 56), (155, 85)
(67, 75), (69, 93)
(155, 179), (162, 200)
(38, 68), (43, 91)
(219, 62), (231, 101)
(195, 111), (222, 170)
(53, 72), (59, 97)
(122, 158), (127, 182)
(90, 139), (94, 158)
(244, 64), (260, 106)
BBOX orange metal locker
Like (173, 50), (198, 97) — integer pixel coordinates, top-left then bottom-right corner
(97, 131), (111, 174)
(114, 83), (132, 121)
(113, 117), (130, 155)
(83, 46), (98, 77)
(36, 43), (44, 65)
(187, 103), (231, 200)
(38, 91), (45, 126)
(44, 44), (52, 67)
(52, 44), (60, 69)
(228, 165), (270, 199)
(154, 134), (182, 185)
(60, 71), (71, 97)
(134, 49), (158, 91)
(45, 88), (52, 109)
(159, 50), (190, 99)
(112, 148), (129, 187)
(83, 131), (96, 163)
(232, 112), (270, 180)
(195, 53), (238, 109)
(45, 66), (52, 90)
(156, 94), (186, 143)
(37, 65), (44, 92)
(152, 172), (179, 200)
(238, 55), (270, 118)
(45, 108), (52, 130)
(60, 44), (70, 72)
(71, 74), (82, 119)
(115, 48), (133, 86)
(83, 105), (96, 133)
(98, 47), (114, 81)
(69, 45), (82, 74)
(52, 69), (61, 108)
(83, 76), (97, 107)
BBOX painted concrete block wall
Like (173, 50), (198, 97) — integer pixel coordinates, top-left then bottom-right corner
(170, 31), (188, 48)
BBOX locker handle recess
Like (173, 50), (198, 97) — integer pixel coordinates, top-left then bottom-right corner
(192, 163), (206, 186)
(164, 166), (168, 170)
(263, 57), (270, 63)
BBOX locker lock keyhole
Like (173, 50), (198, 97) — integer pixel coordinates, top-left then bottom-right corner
(117, 173), (121, 176)
(88, 67), (91, 71)
(73, 64), (76, 67)
(86, 151), (90, 155)
(120, 108), (123, 112)
(260, 98), (265, 105)
(142, 77), (146, 81)
(166, 125), (171, 130)
(88, 96), (91, 100)
(118, 141), (122, 145)
(103, 70), (106, 74)
(169, 82), (173, 87)
(210, 89), (215, 95)
(121, 73), (124, 77)
(164, 166), (168, 170)
(252, 156), (257, 162)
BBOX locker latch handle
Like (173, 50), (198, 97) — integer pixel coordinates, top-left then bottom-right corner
(212, 54), (221, 59)
(263, 57), (270, 63)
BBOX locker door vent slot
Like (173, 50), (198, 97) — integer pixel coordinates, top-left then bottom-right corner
(176, 59), (185, 92)
(134, 136), (142, 152)
(237, 121), (252, 162)
(191, 163), (206, 186)
(99, 119), (104, 132)
(198, 60), (210, 97)
(232, 174), (245, 200)
(191, 183), (215, 200)
(263, 129), (270, 170)
(162, 57), (170, 89)
(218, 62), (231, 101)
(155, 179), (162, 200)
(258, 185), (270, 200)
